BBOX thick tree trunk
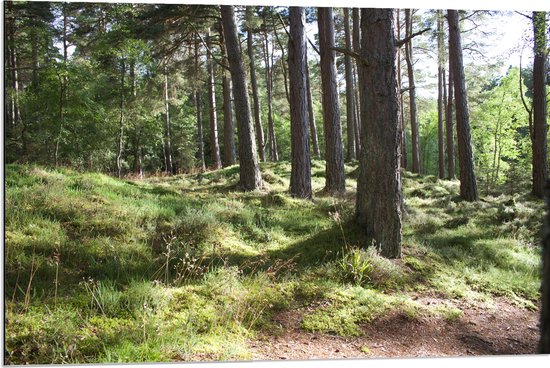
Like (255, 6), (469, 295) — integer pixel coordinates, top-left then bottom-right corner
(163, 68), (174, 174)
(356, 8), (402, 259)
(221, 5), (263, 191)
(206, 29), (222, 170)
(288, 7), (312, 199)
(343, 8), (357, 162)
(264, 31), (279, 162)
(437, 11), (445, 179)
(446, 55), (455, 179)
(318, 7), (346, 194)
(531, 12), (548, 199)
(448, 9), (478, 201)
(405, 9), (420, 174)
(247, 10), (266, 162)
(305, 54), (320, 159)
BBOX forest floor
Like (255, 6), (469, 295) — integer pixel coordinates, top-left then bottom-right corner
(247, 296), (539, 360)
(4, 161), (545, 364)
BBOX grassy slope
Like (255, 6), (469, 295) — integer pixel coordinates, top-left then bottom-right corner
(4, 162), (543, 363)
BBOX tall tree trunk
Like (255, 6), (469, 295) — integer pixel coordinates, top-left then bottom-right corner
(163, 67), (174, 174)
(219, 22), (236, 167)
(305, 53), (320, 159)
(221, 5), (263, 191)
(222, 74), (236, 167)
(396, 9), (407, 170)
(264, 31), (279, 161)
(206, 29), (222, 170)
(405, 9), (420, 174)
(318, 7), (346, 194)
(116, 60), (125, 178)
(448, 9), (478, 201)
(531, 11), (548, 199)
(343, 8), (357, 161)
(437, 10), (445, 179)
(195, 91), (206, 172)
(356, 8), (402, 259)
(352, 8), (362, 158)
(56, 5), (70, 167)
(446, 54), (455, 179)
(247, 9), (266, 162)
(272, 20), (291, 105)
(288, 7), (312, 199)
(194, 35), (206, 171)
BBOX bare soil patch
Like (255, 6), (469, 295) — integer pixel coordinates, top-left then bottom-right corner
(247, 295), (540, 360)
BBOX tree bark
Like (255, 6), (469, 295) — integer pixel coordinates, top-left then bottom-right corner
(221, 5), (263, 191)
(206, 28), (222, 170)
(343, 8), (357, 162)
(437, 10), (445, 179)
(405, 9), (420, 174)
(305, 53), (320, 159)
(531, 11), (548, 199)
(247, 8), (266, 162)
(446, 54), (455, 179)
(288, 7), (312, 199)
(318, 7), (346, 194)
(448, 9), (478, 201)
(356, 8), (402, 259)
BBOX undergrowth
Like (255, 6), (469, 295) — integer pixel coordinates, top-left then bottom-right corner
(4, 162), (543, 363)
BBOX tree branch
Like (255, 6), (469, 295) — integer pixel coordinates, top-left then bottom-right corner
(396, 27), (432, 48)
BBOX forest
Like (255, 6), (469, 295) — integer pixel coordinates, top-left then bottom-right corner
(3, 1), (550, 364)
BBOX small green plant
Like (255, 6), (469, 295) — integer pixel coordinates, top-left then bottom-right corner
(339, 248), (374, 286)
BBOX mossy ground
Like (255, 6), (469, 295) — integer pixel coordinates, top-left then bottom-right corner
(4, 162), (543, 363)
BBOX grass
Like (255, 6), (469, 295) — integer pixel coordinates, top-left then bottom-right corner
(4, 162), (544, 363)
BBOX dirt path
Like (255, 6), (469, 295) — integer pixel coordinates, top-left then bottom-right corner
(248, 296), (540, 360)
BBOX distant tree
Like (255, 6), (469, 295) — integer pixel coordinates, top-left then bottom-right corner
(246, 7), (266, 162)
(219, 23), (236, 167)
(221, 5), (263, 191)
(343, 7), (357, 162)
(446, 50), (456, 179)
(305, 52), (321, 159)
(356, 8), (402, 259)
(288, 7), (312, 199)
(448, 9), (478, 201)
(437, 10), (445, 179)
(404, 9), (421, 174)
(262, 24), (279, 161)
(318, 7), (346, 194)
(194, 35), (206, 171)
(206, 28), (222, 170)
(531, 11), (548, 198)
(163, 66), (174, 174)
